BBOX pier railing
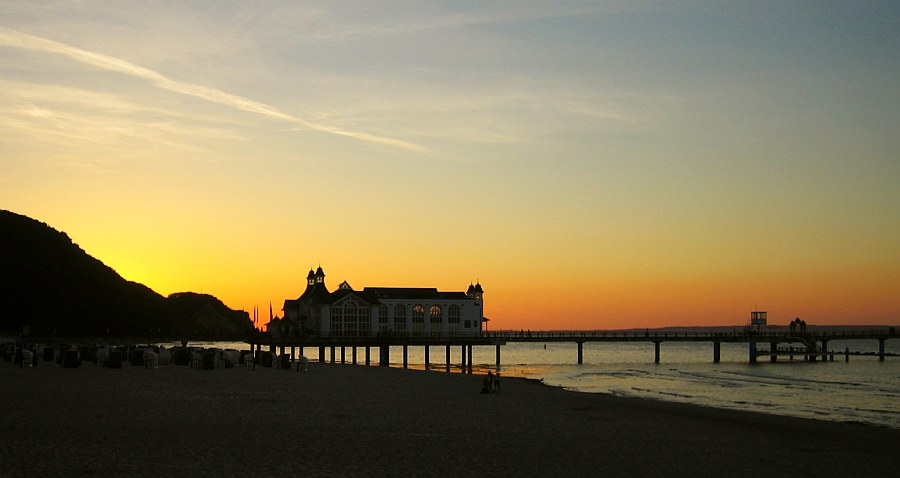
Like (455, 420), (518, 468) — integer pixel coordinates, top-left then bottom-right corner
(483, 329), (898, 342)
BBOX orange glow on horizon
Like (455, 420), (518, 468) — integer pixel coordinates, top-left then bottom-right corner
(94, 249), (898, 331)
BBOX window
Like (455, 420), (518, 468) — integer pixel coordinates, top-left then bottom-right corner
(448, 305), (460, 324)
(393, 304), (406, 331)
(412, 305), (425, 324)
(430, 305), (442, 324)
(378, 305), (388, 324)
(331, 303), (343, 335)
(331, 298), (370, 336)
(344, 301), (358, 336)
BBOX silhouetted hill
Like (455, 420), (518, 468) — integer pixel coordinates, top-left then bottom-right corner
(0, 210), (253, 338)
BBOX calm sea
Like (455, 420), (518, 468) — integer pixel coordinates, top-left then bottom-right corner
(194, 338), (900, 429)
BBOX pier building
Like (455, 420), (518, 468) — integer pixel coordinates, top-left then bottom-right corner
(273, 267), (485, 338)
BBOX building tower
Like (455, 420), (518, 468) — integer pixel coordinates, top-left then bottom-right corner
(467, 282), (485, 330)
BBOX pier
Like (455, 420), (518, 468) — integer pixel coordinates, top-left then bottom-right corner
(16, 328), (897, 370)
(251, 328), (899, 369)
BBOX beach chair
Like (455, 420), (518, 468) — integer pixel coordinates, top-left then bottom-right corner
(21, 350), (34, 368)
(190, 350), (203, 369)
(144, 351), (159, 369)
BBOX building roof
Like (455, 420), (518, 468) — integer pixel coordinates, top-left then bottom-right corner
(329, 288), (379, 305)
(363, 287), (469, 301)
(298, 282), (331, 303)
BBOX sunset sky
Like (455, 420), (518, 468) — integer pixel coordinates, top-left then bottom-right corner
(2, 2), (897, 329)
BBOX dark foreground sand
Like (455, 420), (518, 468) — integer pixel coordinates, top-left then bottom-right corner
(1, 360), (897, 478)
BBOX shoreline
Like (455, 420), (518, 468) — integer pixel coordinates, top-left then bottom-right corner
(404, 359), (900, 430)
(2, 360), (898, 477)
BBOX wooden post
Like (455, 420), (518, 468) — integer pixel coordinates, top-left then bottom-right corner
(495, 344), (501, 367)
(713, 341), (721, 363)
(770, 342), (777, 363)
(445, 345), (451, 372)
(749, 342), (757, 364)
(352, 346), (357, 365)
(330, 346), (335, 364)
(403, 345), (408, 369)
(319, 346), (325, 363)
(879, 339), (885, 362)
(845, 346), (850, 363)
(340, 346), (346, 364)
(424, 346), (430, 369)
(379, 345), (389, 366)
(365, 346), (371, 366)
(654, 341), (660, 364)
(461, 345), (466, 371)
(577, 342), (584, 364)
(467, 345), (473, 373)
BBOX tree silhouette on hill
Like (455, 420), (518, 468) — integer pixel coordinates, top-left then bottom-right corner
(0, 210), (252, 339)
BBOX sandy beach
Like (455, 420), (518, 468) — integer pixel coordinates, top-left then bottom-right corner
(2, 359), (897, 477)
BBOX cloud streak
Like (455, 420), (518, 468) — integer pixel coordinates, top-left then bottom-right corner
(0, 28), (424, 151)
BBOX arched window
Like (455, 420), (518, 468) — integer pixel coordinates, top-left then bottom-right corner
(448, 305), (460, 324)
(331, 299), (370, 336)
(430, 305), (442, 324)
(393, 304), (406, 331)
(412, 305), (425, 324)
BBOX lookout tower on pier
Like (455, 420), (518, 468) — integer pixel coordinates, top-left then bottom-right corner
(750, 310), (767, 331)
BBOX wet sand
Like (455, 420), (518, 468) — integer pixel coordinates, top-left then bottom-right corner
(1, 359), (897, 477)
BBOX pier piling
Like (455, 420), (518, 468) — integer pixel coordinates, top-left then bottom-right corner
(246, 328), (894, 370)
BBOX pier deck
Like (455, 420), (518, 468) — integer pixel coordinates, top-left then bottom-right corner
(254, 328), (898, 367)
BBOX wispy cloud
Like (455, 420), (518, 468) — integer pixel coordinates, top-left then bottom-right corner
(0, 27), (425, 151)
(0, 79), (243, 154)
(261, 1), (647, 42)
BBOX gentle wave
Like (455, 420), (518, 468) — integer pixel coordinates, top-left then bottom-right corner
(195, 339), (900, 428)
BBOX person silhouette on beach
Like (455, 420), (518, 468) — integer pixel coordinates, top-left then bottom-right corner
(482, 371), (494, 394)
